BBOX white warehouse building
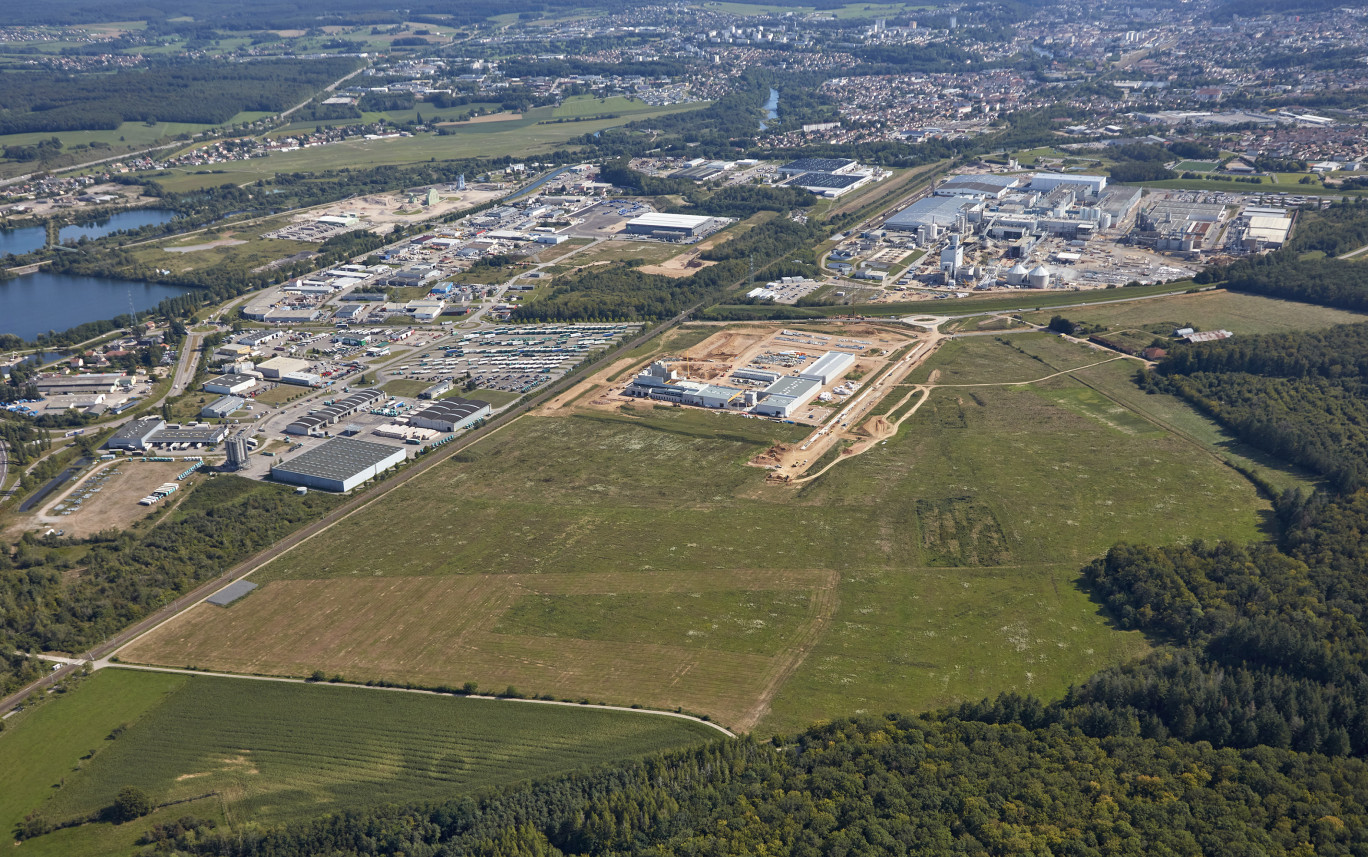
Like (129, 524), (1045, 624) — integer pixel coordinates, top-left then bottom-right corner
(799, 351), (855, 385)
(1029, 172), (1108, 195)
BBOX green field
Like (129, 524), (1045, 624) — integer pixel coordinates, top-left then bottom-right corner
(1173, 160), (1219, 172)
(706, 282), (1202, 320)
(1021, 290), (1368, 336)
(1, 669), (717, 856)
(381, 379), (431, 397)
(150, 101), (709, 192)
(462, 387), (523, 408)
(124, 329), (1275, 734)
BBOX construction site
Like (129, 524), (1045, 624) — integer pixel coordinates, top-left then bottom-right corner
(551, 321), (940, 482)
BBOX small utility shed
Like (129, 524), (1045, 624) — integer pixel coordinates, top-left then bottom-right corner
(270, 437), (406, 492)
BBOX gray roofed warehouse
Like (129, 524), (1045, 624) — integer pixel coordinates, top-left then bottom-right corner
(406, 397), (492, 433)
(270, 437), (407, 492)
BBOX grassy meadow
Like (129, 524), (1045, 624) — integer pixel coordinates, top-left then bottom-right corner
(1, 668), (716, 856)
(122, 325), (1277, 733)
(150, 100), (709, 193)
(1020, 289), (1367, 335)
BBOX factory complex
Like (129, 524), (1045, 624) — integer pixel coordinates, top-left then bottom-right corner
(619, 325), (889, 423)
(623, 212), (729, 241)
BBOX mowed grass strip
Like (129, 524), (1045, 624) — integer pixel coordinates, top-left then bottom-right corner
(11, 669), (715, 852)
(1019, 290), (1368, 336)
(119, 570), (835, 726)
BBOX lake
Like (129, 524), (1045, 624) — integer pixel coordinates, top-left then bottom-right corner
(0, 272), (197, 342)
(0, 225), (46, 258)
(1, 208), (178, 259)
(59, 208), (178, 243)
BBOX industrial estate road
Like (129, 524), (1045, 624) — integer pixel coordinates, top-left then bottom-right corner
(0, 301), (702, 718)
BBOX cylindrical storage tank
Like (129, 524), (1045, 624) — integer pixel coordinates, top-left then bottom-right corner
(1028, 265), (1051, 289)
(1100, 213), (1113, 230)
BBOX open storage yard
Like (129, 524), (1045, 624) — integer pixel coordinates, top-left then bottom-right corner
(0, 669), (717, 856)
(8, 460), (200, 541)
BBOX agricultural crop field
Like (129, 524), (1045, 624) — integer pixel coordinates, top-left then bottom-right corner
(1020, 289), (1367, 335)
(1, 669), (717, 857)
(123, 326), (1276, 734)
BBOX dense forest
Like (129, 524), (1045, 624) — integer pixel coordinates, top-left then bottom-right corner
(0, 58), (362, 134)
(1148, 203), (1368, 490)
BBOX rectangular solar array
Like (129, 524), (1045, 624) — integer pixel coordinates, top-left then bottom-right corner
(206, 580), (258, 607)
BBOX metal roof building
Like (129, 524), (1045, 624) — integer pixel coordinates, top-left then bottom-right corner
(284, 388), (386, 436)
(753, 376), (822, 419)
(270, 437), (407, 492)
(201, 395), (246, 419)
(106, 417), (166, 450)
(407, 397), (492, 433)
(935, 174), (1021, 199)
(799, 351), (856, 385)
(149, 424), (229, 447)
(885, 196), (978, 231)
(257, 356), (312, 380)
(203, 373), (259, 395)
(623, 212), (717, 238)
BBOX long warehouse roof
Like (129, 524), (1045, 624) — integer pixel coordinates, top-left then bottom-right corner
(627, 212), (715, 229)
(271, 437), (403, 482)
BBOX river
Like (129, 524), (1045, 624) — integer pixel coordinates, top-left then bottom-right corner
(1, 208), (178, 260)
(0, 272), (196, 342)
(758, 88), (779, 131)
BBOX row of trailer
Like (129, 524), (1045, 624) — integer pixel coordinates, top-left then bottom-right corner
(138, 483), (180, 506)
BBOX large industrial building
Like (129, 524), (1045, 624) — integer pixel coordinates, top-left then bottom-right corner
(799, 351), (856, 385)
(203, 374), (259, 396)
(406, 397), (492, 433)
(106, 417), (167, 451)
(623, 213), (719, 240)
(35, 373), (129, 397)
(624, 362), (745, 408)
(934, 174), (1021, 199)
(285, 388), (386, 436)
(777, 158), (860, 175)
(149, 424), (229, 448)
(104, 417), (228, 450)
(256, 356), (312, 380)
(200, 396), (246, 419)
(1029, 172), (1107, 195)
(784, 171), (873, 198)
(270, 437), (407, 492)
(885, 196), (979, 232)
(753, 376), (823, 419)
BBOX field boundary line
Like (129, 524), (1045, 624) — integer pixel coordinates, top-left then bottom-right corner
(100, 663), (736, 738)
(0, 306), (701, 717)
(732, 569), (840, 733)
